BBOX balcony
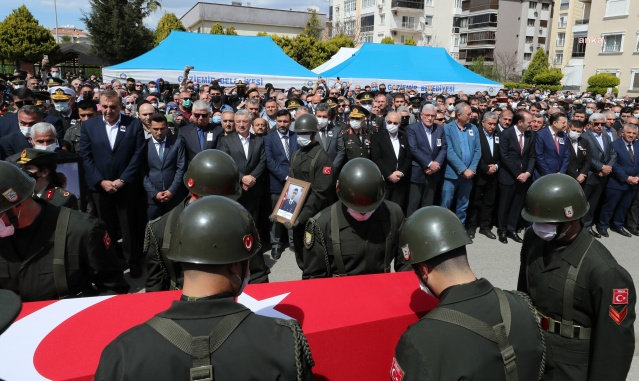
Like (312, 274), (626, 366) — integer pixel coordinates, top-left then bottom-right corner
(360, 25), (374, 33)
(391, 0), (424, 12)
(557, 21), (567, 29)
(391, 21), (420, 32)
(468, 0), (498, 13)
(573, 19), (588, 33)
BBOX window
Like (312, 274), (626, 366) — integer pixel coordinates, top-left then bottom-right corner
(459, 18), (468, 28)
(541, 3), (549, 11)
(572, 37), (586, 57)
(524, 53), (532, 60)
(453, 36), (460, 47)
(455, 0), (462, 8)
(460, 34), (467, 43)
(540, 20), (548, 28)
(402, 16), (416, 29)
(602, 33), (624, 53)
(636, 31), (639, 52)
(605, 0), (628, 18)
(630, 69), (639, 90)
(380, 14), (385, 25)
(424, 35), (432, 45)
(363, 0), (375, 8)
(361, 15), (374, 32)
(424, 15), (433, 25)
(401, 35), (405, 43)
(596, 69), (621, 77)
(557, 32), (565, 47)
(527, 19), (535, 27)
(558, 14), (567, 28)
(554, 51), (563, 65)
(345, 0), (356, 13)
(529, 2), (537, 9)
(345, 20), (356, 35)
(526, 36), (533, 43)
(425, 0), (433, 5)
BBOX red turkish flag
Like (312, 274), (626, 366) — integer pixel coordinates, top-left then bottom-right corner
(613, 288), (629, 305)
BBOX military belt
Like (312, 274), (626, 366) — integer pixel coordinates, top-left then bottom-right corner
(535, 311), (591, 340)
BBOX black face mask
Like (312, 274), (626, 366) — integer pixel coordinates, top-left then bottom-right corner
(82, 92), (92, 99)
(237, 88), (245, 97)
(401, 116), (410, 126)
(211, 95), (222, 103)
(470, 118), (479, 126)
(378, 88), (386, 94)
(127, 84), (135, 91)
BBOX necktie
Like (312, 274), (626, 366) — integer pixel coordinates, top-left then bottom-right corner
(628, 144), (635, 163)
(319, 129), (326, 148)
(157, 142), (164, 161)
(554, 133), (560, 154)
(519, 133), (524, 153)
(357, 132), (362, 144)
(283, 135), (290, 160)
(198, 129), (205, 150)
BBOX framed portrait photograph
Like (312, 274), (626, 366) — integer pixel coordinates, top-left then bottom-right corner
(56, 155), (88, 211)
(272, 178), (311, 225)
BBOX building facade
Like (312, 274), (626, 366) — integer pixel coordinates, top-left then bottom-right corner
(180, 2), (327, 38)
(547, 0), (588, 90)
(50, 27), (90, 44)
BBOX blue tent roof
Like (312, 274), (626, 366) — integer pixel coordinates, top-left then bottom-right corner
(319, 43), (500, 91)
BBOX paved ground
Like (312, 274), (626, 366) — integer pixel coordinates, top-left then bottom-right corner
(126, 229), (639, 378)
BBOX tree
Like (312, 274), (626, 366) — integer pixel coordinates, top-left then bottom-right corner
(533, 68), (563, 86)
(381, 36), (394, 44)
(271, 33), (354, 69)
(404, 37), (416, 46)
(522, 48), (549, 84)
(587, 73), (620, 96)
(256, 31), (268, 36)
(301, 10), (323, 40)
(225, 26), (237, 36)
(494, 50), (521, 82)
(61, 35), (72, 43)
(154, 12), (185, 46)
(0, 5), (59, 65)
(210, 23), (225, 35)
(468, 56), (498, 81)
(82, 0), (156, 65)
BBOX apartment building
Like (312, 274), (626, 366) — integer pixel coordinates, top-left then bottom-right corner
(547, 0), (588, 90)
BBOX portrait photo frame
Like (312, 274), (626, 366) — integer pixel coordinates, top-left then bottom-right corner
(55, 155), (88, 211)
(272, 178), (312, 225)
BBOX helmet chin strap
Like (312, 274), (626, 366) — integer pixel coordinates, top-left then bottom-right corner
(5, 207), (19, 228)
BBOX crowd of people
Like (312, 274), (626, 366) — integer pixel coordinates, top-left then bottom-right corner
(0, 61), (637, 380)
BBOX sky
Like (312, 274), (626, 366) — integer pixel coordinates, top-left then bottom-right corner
(1, 0), (329, 31)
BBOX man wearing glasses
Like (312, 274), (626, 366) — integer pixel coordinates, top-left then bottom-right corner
(0, 88), (64, 140)
(178, 100), (223, 164)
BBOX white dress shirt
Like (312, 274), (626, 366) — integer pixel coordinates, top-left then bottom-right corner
(104, 116), (121, 149)
(390, 132), (400, 159)
(238, 134), (250, 159)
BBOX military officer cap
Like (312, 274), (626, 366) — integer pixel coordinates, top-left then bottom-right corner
(183, 149), (241, 199)
(47, 77), (64, 87)
(33, 91), (51, 106)
(349, 105), (369, 119)
(321, 96), (339, 109)
(50, 86), (75, 101)
(400, 206), (472, 265)
(16, 149), (58, 169)
(522, 173), (589, 223)
(409, 96), (422, 107)
(356, 91), (374, 104)
(235, 80), (246, 88)
(10, 80), (26, 88)
(0, 161), (36, 213)
(337, 158), (385, 213)
(285, 98), (302, 110)
(167, 196), (261, 265)
(0, 290), (21, 335)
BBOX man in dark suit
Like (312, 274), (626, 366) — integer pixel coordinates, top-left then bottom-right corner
(467, 111), (500, 239)
(603, 110), (619, 141)
(581, 113), (617, 237)
(597, 123), (639, 237)
(623, 116), (639, 235)
(264, 109), (298, 259)
(178, 100), (223, 164)
(280, 188), (298, 213)
(406, 104), (447, 216)
(565, 119), (592, 187)
(0, 87), (64, 140)
(0, 105), (44, 159)
(217, 109), (269, 282)
(142, 114), (186, 220)
(497, 110), (536, 244)
(314, 103), (346, 171)
(371, 111), (412, 213)
(79, 89), (145, 276)
(534, 112), (570, 179)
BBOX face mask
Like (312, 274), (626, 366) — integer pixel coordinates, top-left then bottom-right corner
(19, 125), (31, 137)
(149, 87), (158, 94)
(350, 120), (362, 130)
(498, 103), (507, 108)
(182, 99), (192, 109)
(344, 107), (350, 113)
(193, 86), (199, 92)
(371, 87), (378, 92)
(470, 118), (479, 126)
(633, 113), (639, 118)
(525, 106), (530, 110)
(447, 105), (455, 112)
(386, 123), (399, 134)
(34, 142), (58, 152)
(445, 114), (452, 121)
(126, 104), (133, 110)
(378, 88), (386, 94)
(427, 91), (433, 95)
(54, 101), (69, 113)
(418, 278), (436, 298)
(51, 72), (61, 79)
(316, 117), (328, 129)
(211, 115), (222, 124)
(568, 130), (581, 141)
(615, 112), (620, 118)
(346, 208), (375, 221)
(290, 110), (297, 118)
(585, 109), (593, 115)
(401, 116), (410, 125)
(532, 222), (557, 241)
(211, 95), (222, 103)
(231, 91), (237, 97)
(151, 102), (158, 109)
(539, 110), (546, 115)
(0, 217), (15, 238)
(127, 85), (135, 91)
(297, 134), (312, 147)
(363, 104), (372, 112)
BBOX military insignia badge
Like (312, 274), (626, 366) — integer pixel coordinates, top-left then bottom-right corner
(243, 234), (253, 252)
(613, 288), (629, 305)
(401, 244), (410, 261)
(20, 150), (27, 159)
(564, 206), (574, 219)
(2, 188), (18, 203)
(64, 192), (70, 197)
(610, 305), (628, 325)
(323, 166), (332, 175)
(304, 231), (313, 249)
(46, 189), (54, 200)
(390, 357), (404, 381)
(103, 231), (111, 250)
(187, 178), (195, 188)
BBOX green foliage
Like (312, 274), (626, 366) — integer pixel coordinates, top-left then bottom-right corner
(225, 27), (238, 36)
(502, 82), (562, 91)
(502, 82), (522, 89)
(532, 68), (563, 85)
(404, 37), (416, 46)
(256, 31), (268, 36)
(82, 0), (156, 65)
(587, 73), (620, 96)
(468, 56), (499, 81)
(210, 23), (225, 35)
(0, 5), (59, 65)
(270, 33), (354, 69)
(154, 12), (185, 46)
(301, 10), (323, 40)
(61, 35), (72, 43)
(522, 48), (549, 84)
(381, 36), (395, 44)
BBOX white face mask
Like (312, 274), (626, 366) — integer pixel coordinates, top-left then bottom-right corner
(297, 134), (312, 147)
(149, 87), (158, 94)
(585, 109), (593, 115)
(317, 117), (328, 128)
(363, 104), (372, 112)
(532, 222), (557, 241)
(54, 101), (70, 113)
(418, 278), (436, 298)
(568, 130), (582, 141)
(447, 104), (455, 112)
(539, 110), (546, 115)
(19, 125), (31, 137)
(498, 103), (507, 109)
(350, 120), (362, 130)
(51, 72), (61, 79)
(346, 208), (375, 221)
(0, 217), (15, 237)
(34, 142), (58, 152)
(386, 122), (399, 134)
(344, 107), (350, 113)
(634, 113), (639, 118)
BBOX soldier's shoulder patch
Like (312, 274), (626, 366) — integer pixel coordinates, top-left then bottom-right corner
(103, 231), (111, 250)
(390, 357), (404, 381)
(45, 189), (54, 200)
(610, 305), (628, 325)
(323, 166), (331, 175)
(304, 220), (315, 249)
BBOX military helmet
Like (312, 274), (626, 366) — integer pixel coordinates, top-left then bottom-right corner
(183, 150), (240, 199)
(294, 113), (319, 134)
(167, 196), (261, 264)
(337, 158), (385, 213)
(0, 161), (35, 214)
(521, 173), (589, 223)
(400, 206), (471, 265)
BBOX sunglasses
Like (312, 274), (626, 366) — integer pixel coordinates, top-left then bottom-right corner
(435, 118), (445, 121)
(15, 100), (35, 108)
(386, 122), (399, 126)
(193, 113), (208, 119)
(592, 122), (605, 126)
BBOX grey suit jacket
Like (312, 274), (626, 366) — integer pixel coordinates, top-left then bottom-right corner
(318, 122), (346, 170)
(582, 129), (617, 186)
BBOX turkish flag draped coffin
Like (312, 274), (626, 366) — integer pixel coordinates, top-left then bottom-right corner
(0, 272), (438, 381)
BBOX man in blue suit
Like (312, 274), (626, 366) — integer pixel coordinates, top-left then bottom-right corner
(142, 114), (186, 220)
(80, 89), (146, 277)
(406, 104), (447, 216)
(597, 123), (639, 237)
(0, 87), (65, 140)
(264, 109), (298, 259)
(534, 112), (570, 178)
(440, 102), (481, 225)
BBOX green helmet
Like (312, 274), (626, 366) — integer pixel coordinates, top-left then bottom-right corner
(400, 206), (471, 265)
(183, 150), (240, 199)
(294, 113), (319, 134)
(337, 158), (385, 213)
(167, 196), (261, 264)
(521, 173), (589, 223)
(0, 161), (35, 213)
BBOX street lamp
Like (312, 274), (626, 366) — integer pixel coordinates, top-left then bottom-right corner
(54, 0), (59, 42)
